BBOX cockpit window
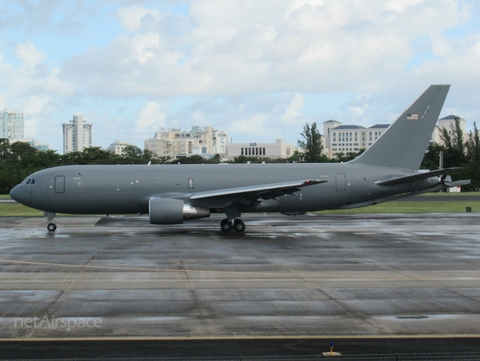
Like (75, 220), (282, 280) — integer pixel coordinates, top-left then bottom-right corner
(26, 179), (31, 185)
(25, 178), (36, 185)
(31, 179), (36, 185)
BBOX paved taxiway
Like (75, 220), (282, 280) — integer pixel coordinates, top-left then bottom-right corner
(1, 213), (480, 342)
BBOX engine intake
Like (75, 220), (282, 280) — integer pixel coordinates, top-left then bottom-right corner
(149, 198), (210, 224)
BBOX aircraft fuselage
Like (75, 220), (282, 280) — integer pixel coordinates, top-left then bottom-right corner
(12, 163), (441, 215)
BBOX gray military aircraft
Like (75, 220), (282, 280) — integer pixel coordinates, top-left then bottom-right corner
(10, 84), (469, 232)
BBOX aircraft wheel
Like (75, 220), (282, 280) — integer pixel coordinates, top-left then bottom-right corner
(47, 223), (57, 232)
(234, 219), (245, 232)
(220, 219), (233, 232)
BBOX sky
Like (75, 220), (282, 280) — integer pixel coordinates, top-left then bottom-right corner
(1, 0), (480, 153)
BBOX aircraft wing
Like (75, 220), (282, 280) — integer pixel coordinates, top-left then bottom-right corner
(190, 179), (327, 201)
(375, 168), (461, 186)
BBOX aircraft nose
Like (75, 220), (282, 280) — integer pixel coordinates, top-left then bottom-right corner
(9, 184), (24, 203)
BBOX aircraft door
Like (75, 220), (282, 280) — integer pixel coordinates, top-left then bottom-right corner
(335, 173), (347, 191)
(55, 176), (65, 193)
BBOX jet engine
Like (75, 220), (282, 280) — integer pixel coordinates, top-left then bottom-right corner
(149, 198), (210, 224)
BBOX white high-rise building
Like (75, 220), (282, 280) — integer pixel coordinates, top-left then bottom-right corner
(62, 114), (92, 154)
(1, 109), (24, 140)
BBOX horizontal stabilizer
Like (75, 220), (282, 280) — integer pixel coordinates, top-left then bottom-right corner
(375, 168), (460, 186)
(443, 175), (470, 187)
(190, 179), (326, 200)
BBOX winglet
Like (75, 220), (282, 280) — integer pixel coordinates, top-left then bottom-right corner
(350, 85), (450, 170)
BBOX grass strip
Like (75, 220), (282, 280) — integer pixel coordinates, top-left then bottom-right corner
(317, 201), (479, 214)
(1, 199), (478, 217)
(1, 193), (479, 217)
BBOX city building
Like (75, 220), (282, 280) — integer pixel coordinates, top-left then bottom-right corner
(13, 138), (50, 152)
(433, 115), (467, 144)
(1, 109), (24, 140)
(62, 114), (92, 154)
(108, 140), (131, 155)
(145, 126), (228, 159)
(226, 139), (296, 160)
(323, 121), (389, 158)
(323, 115), (468, 159)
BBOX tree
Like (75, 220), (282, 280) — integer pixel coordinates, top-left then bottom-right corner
(297, 122), (327, 163)
(232, 155), (262, 163)
(464, 122), (480, 191)
(122, 145), (143, 163)
(172, 155), (206, 164)
(440, 116), (466, 167)
(465, 122), (480, 165)
(209, 154), (222, 164)
(287, 150), (304, 163)
(333, 149), (366, 163)
(421, 142), (445, 170)
(141, 149), (155, 164)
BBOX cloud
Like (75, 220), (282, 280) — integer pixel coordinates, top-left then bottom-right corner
(0, 41), (75, 98)
(3, 0), (480, 151)
(14, 41), (47, 68)
(230, 113), (270, 138)
(20, 95), (54, 138)
(281, 93), (305, 124)
(134, 101), (168, 132)
(384, 0), (422, 12)
(58, 0), (476, 101)
(117, 5), (163, 32)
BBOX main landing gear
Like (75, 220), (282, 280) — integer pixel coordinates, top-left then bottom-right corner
(220, 218), (245, 233)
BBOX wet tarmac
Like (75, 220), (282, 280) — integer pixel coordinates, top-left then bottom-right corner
(0, 213), (479, 358)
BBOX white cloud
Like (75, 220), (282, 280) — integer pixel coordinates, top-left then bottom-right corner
(281, 93), (304, 124)
(15, 41), (47, 68)
(117, 5), (163, 32)
(135, 101), (168, 133)
(1, 41), (75, 98)
(3, 0), (480, 150)
(230, 114), (270, 138)
(384, 0), (423, 12)
(20, 95), (53, 138)
(59, 0), (477, 100)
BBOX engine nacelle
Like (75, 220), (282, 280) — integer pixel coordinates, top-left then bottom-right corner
(149, 198), (210, 225)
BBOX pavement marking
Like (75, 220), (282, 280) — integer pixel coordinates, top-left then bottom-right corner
(1, 334), (480, 342)
(2, 259), (480, 281)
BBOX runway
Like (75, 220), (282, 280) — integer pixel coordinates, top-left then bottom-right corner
(0, 213), (480, 358)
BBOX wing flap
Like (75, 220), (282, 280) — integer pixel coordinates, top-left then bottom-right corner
(190, 179), (326, 200)
(375, 167), (460, 186)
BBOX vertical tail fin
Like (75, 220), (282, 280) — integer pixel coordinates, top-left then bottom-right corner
(349, 84), (450, 170)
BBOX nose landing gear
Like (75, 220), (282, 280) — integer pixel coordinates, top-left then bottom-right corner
(47, 223), (57, 232)
(45, 211), (57, 232)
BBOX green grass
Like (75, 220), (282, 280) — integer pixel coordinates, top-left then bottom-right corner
(317, 201), (479, 214)
(412, 192), (480, 197)
(1, 193), (479, 217)
(0, 203), (43, 216)
(0, 194), (11, 200)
